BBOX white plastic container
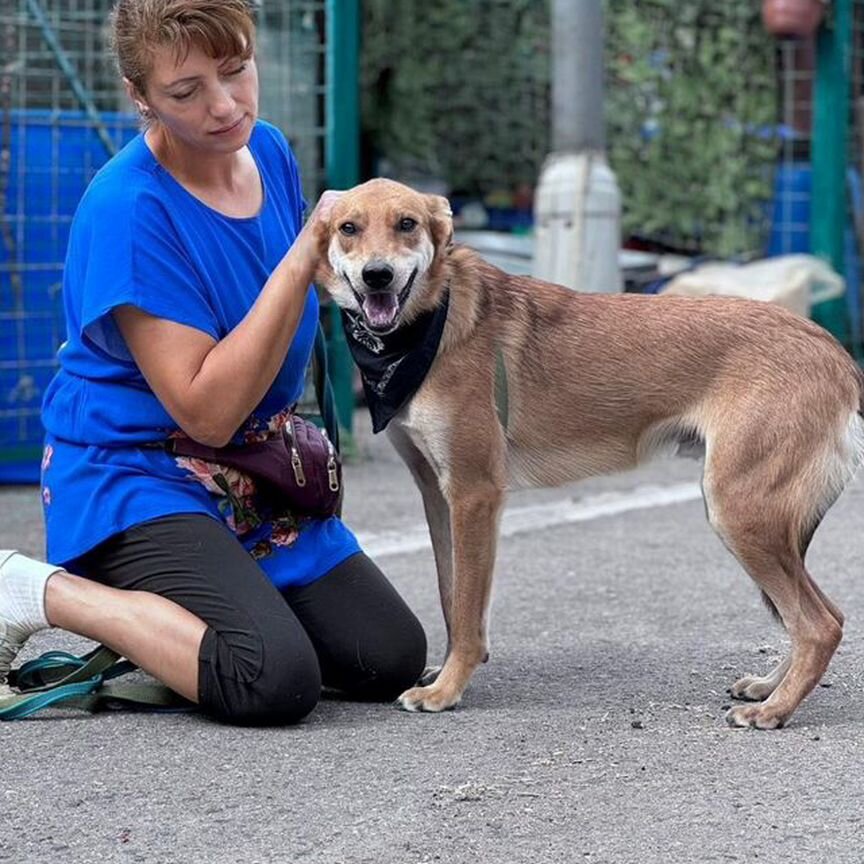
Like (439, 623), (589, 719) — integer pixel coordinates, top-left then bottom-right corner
(533, 151), (623, 293)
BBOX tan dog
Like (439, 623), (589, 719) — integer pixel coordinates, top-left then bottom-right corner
(316, 178), (863, 729)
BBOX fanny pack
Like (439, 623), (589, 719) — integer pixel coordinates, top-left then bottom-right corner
(166, 412), (342, 518)
(151, 321), (343, 519)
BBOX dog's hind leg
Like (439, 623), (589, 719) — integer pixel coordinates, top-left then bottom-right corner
(722, 552), (841, 729)
(730, 566), (845, 702)
(703, 431), (849, 729)
(730, 654), (792, 702)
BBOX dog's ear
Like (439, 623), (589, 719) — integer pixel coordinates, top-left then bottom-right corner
(311, 209), (335, 287)
(426, 194), (454, 259)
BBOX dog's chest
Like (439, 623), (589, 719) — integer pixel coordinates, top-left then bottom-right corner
(389, 395), (451, 476)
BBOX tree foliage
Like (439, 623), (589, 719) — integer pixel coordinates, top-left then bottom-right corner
(605, 0), (778, 255)
(361, 0), (778, 255)
(361, 0), (550, 195)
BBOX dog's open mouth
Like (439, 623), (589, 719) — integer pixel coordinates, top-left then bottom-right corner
(351, 268), (418, 333)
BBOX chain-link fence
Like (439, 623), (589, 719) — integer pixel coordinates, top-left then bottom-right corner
(256, 0), (327, 192)
(770, 3), (864, 348)
(0, 0), (329, 481)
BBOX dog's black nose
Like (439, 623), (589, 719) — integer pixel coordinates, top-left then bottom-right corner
(362, 264), (394, 291)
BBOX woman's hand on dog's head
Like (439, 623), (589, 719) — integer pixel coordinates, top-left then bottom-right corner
(284, 189), (344, 282)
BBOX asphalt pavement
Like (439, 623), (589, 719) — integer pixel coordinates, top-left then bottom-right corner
(1, 406), (863, 864)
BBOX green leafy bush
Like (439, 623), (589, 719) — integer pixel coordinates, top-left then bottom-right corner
(361, 0), (778, 255)
(361, 0), (550, 195)
(606, 0), (779, 255)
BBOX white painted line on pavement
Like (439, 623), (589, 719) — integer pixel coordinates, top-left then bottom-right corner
(356, 481), (703, 559)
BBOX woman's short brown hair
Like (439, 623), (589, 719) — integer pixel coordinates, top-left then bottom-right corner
(110, 0), (256, 96)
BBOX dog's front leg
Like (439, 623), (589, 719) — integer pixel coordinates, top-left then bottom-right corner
(415, 477), (453, 686)
(388, 425), (454, 685)
(398, 475), (504, 712)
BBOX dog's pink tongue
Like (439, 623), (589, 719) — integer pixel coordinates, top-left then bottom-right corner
(363, 292), (398, 329)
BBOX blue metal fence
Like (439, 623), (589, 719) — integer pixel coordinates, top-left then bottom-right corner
(0, 109), (137, 482)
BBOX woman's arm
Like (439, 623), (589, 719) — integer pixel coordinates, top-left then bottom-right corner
(114, 192), (338, 447)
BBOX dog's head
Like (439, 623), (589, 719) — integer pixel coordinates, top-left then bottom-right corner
(315, 178), (453, 334)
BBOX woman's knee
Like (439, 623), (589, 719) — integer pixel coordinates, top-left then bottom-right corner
(347, 611), (428, 701)
(199, 624), (322, 726)
(285, 552), (429, 701)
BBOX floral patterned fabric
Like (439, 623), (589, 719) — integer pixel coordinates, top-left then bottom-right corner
(172, 409), (307, 560)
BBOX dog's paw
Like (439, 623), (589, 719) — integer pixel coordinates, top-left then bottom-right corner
(418, 665), (442, 686)
(730, 674), (778, 702)
(397, 683), (461, 713)
(729, 656), (790, 702)
(725, 703), (786, 730)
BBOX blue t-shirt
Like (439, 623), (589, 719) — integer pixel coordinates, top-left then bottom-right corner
(40, 120), (360, 586)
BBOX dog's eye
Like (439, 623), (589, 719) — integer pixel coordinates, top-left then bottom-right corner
(398, 217), (417, 232)
(339, 222), (358, 236)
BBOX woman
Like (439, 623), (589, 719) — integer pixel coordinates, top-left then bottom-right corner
(0, 0), (426, 724)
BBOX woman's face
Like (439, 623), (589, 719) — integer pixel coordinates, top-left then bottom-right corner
(138, 42), (259, 155)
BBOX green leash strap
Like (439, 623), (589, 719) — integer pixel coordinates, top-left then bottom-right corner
(96, 680), (191, 710)
(0, 677), (104, 720)
(1, 645), (191, 721)
(494, 346), (509, 433)
(312, 320), (340, 453)
(11, 645), (123, 690)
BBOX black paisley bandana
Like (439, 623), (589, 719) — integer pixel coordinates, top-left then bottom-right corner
(341, 290), (450, 433)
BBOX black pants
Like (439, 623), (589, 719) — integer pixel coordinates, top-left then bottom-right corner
(72, 514), (427, 726)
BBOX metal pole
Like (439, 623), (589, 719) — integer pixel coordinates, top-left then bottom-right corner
(534, 0), (621, 293)
(811, 0), (852, 348)
(551, 0), (605, 153)
(326, 0), (360, 191)
(324, 1), (360, 449)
